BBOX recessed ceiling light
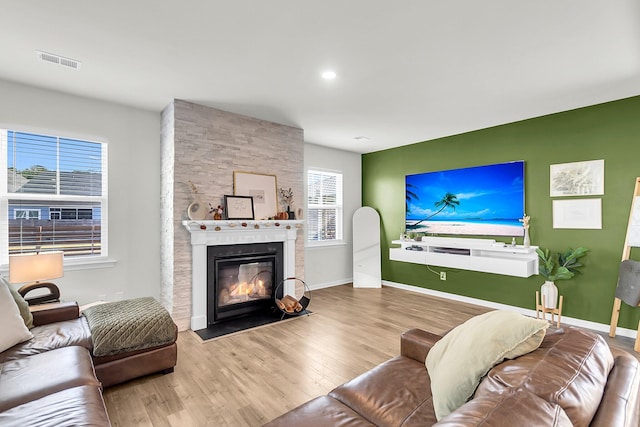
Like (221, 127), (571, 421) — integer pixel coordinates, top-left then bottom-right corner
(321, 70), (337, 80)
(354, 136), (370, 142)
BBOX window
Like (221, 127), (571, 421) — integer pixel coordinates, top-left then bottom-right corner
(14, 209), (41, 220)
(49, 207), (94, 220)
(0, 129), (107, 262)
(307, 169), (343, 244)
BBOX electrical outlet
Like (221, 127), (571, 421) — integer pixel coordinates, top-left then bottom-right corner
(440, 271), (447, 281)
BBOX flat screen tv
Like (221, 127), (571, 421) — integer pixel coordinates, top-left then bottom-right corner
(405, 161), (525, 237)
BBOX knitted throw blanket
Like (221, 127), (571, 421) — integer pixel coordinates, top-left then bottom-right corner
(82, 297), (176, 357)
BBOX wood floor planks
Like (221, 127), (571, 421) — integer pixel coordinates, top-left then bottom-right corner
(102, 284), (639, 426)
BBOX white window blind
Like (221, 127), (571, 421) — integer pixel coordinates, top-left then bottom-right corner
(307, 170), (343, 243)
(1, 129), (107, 262)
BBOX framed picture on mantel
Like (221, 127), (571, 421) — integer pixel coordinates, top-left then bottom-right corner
(224, 195), (255, 220)
(233, 171), (277, 220)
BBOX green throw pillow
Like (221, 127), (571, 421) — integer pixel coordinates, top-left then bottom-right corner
(0, 278), (33, 352)
(426, 310), (548, 420)
(1, 276), (34, 329)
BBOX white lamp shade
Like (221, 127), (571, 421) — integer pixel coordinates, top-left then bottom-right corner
(8, 251), (64, 283)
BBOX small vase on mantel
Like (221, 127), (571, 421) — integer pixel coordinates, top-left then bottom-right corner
(523, 228), (531, 248)
(540, 280), (558, 309)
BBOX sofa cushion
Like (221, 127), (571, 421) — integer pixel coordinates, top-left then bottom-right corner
(1, 276), (33, 329)
(263, 395), (376, 427)
(425, 310), (548, 420)
(0, 279), (33, 353)
(0, 385), (110, 427)
(0, 317), (92, 363)
(434, 389), (573, 426)
(329, 356), (436, 427)
(0, 346), (100, 412)
(476, 327), (614, 427)
(82, 297), (176, 357)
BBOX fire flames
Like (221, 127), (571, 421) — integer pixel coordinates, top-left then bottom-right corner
(220, 279), (268, 305)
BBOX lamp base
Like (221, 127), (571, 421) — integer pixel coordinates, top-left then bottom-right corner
(18, 281), (61, 306)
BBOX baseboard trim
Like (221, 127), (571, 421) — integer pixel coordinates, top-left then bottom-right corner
(382, 280), (638, 340)
(308, 278), (353, 291)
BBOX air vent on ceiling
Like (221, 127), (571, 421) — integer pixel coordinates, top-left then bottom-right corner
(36, 50), (82, 70)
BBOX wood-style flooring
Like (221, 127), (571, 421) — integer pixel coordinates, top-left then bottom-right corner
(102, 284), (639, 426)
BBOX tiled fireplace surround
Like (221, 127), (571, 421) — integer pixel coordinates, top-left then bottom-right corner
(161, 100), (305, 331)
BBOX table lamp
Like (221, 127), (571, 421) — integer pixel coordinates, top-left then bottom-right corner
(9, 251), (64, 305)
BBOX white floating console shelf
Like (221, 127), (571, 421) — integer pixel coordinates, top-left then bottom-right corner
(390, 237), (538, 278)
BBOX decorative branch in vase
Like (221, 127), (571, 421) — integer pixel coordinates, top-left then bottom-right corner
(278, 187), (294, 219)
(186, 181), (208, 220)
(519, 214), (531, 247)
(209, 203), (224, 220)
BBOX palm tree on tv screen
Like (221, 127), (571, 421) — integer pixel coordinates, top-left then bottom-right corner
(405, 183), (418, 214)
(409, 192), (460, 228)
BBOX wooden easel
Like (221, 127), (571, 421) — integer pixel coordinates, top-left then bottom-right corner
(609, 177), (640, 352)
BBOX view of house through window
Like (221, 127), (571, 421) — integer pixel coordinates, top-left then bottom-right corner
(0, 129), (107, 263)
(307, 169), (343, 244)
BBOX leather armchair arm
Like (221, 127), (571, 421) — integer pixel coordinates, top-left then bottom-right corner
(30, 301), (80, 326)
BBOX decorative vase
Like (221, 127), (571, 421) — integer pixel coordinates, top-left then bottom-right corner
(287, 206), (295, 220)
(187, 200), (208, 220)
(523, 228), (530, 247)
(540, 280), (558, 309)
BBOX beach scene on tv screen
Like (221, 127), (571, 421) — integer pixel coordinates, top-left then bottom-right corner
(405, 161), (525, 237)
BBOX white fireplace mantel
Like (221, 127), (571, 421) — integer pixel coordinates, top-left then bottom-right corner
(182, 220), (303, 330)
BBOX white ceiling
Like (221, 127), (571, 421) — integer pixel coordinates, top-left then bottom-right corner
(1, 1), (639, 153)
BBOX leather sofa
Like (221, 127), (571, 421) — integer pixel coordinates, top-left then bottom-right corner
(264, 326), (640, 426)
(0, 301), (178, 426)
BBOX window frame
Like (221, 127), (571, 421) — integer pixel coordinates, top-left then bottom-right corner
(14, 208), (41, 220)
(0, 127), (112, 269)
(306, 168), (344, 247)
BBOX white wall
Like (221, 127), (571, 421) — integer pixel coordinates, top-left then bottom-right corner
(0, 79), (161, 305)
(304, 143), (361, 288)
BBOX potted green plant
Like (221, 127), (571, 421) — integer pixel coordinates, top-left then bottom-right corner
(536, 246), (589, 308)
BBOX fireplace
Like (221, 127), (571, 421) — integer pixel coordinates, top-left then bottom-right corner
(207, 242), (283, 324)
(183, 220), (303, 330)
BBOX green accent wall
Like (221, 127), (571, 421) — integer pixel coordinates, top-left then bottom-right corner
(362, 95), (640, 330)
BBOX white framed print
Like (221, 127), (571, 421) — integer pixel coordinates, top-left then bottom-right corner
(552, 198), (602, 229)
(233, 171), (278, 220)
(550, 159), (604, 197)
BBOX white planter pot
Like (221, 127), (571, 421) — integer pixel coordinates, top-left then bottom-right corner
(541, 280), (558, 309)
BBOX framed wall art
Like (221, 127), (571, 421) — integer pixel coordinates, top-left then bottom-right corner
(224, 195), (255, 220)
(552, 198), (602, 229)
(233, 171), (277, 220)
(550, 159), (604, 197)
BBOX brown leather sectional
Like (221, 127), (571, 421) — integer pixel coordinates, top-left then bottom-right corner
(264, 327), (640, 426)
(0, 301), (177, 426)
